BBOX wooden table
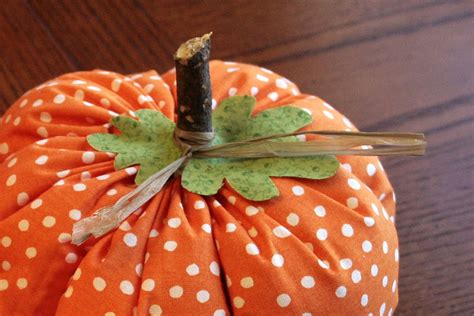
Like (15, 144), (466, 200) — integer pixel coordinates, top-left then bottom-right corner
(1, 1), (473, 314)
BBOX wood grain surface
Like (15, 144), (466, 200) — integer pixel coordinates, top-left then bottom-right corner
(1, 1), (473, 314)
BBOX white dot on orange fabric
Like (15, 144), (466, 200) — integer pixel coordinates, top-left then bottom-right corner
(362, 240), (372, 253)
(106, 188), (117, 195)
(82, 151), (95, 164)
(169, 285), (183, 298)
(245, 243), (260, 255)
(271, 254), (284, 267)
(273, 226), (291, 238)
(37, 127), (49, 138)
(301, 276), (315, 288)
(164, 241), (178, 252)
(383, 241), (389, 254)
(194, 200), (205, 209)
(74, 90), (85, 101)
(149, 304), (162, 315)
(367, 163), (377, 176)
(392, 280), (397, 293)
(323, 110), (334, 119)
(0, 143), (9, 154)
(35, 155), (48, 165)
(341, 163), (352, 172)
(371, 203), (380, 216)
(87, 86), (101, 92)
(256, 74), (269, 82)
(19, 99), (28, 108)
(341, 224), (354, 237)
(25, 247), (37, 258)
(186, 263), (200, 276)
(348, 178), (361, 190)
(6, 174), (16, 186)
(371, 264), (379, 277)
(42, 216), (56, 228)
(245, 205), (259, 216)
(292, 185), (304, 196)
(17, 192), (29, 206)
(318, 259), (330, 269)
(2, 261), (11, 271)
(340, 258), (352, 270)
(250, 86), (259, 96)
(72, 268), (81, 280)
(7, 157), (17, 168)
(64, 286), (73, 298)
(382, 276), (388, 287)
(65, 252), (78, 263)
(335, 286), (347, 298)
(276, 293), (291, 307)
(57, 170), (70, 178)
(248, 226), (258, 237)
(111, 79), (122, 92)
(240, 276), (254, 288)
(380, 303), (386, 315)
(141, 279), (155, 292)
(316, 228), (328, 241)
(267, 92), (279, 101)
(275, 78), (288, 89)
(1, 236), (12, 247)
(54, 94), (66, 104)
(201, 224), (212, 234)
(40, 112), (52, 123)
(123, 233), (138, 247)
(286, 213), (299, 226)
(346, 197), (358, 209)
(196, 290), (210, 303)
(395, 248), (399, 262)
(149, 229), (159, 238)
(227, 196), (236, 205)
(228, 87), (237, 96)
(13, 117), (21, 126)
(93, 277), (107, 291)
(32, 99), (43, 107)
(233, 297), (245, 309)
(167, 218), (181, 228)
(18, 219), (29, 232)
(364, 217), (375, 227)
(209, 261), (220, 276)
(352, 270), (362, 283)
(213, 309), (226, 316)
(314, 205), (326, 217)
(0, 279), (8, 291)
(58, 233), (71, 243)
(361, 294), (369, 306)
(125, 167), (137, 175)
(120, 280), (134, 295)
(226, 223), (237, 233)
(31, 199), (43, 209)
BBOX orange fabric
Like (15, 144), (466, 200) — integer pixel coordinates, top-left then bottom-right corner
(0, 61), (398, 315)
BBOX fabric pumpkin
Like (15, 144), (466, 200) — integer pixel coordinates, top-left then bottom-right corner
(0, 61), (398, 315)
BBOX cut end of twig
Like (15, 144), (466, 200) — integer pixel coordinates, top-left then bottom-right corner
(175, 33), (212, 65)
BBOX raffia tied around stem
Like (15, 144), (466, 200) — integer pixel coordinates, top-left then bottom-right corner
(71, 129), (425, 245)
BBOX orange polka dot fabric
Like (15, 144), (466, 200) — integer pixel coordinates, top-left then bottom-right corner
(0, 61), (398, 315)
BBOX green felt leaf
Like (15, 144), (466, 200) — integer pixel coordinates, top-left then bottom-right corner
(86, 96), (340, 201)
(181, 96), (340, 200)
(87, 110), (181, 184)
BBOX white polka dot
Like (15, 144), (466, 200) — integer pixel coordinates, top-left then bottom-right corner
(240, 276), (254, 288)
(316, 228), (328, 241)
(141, 279), (155, 292)
(40, 112), (52, 123)
(194, 200), (205, 209)
(58, 233), (71, 243)
(292, 185), (304, 196)
(395, 248), (399, 262)
(87, 85), (101, 92)
(380, 302), (386, 315)
(168, 285), (183, 298)
(318, 259), (330, 269)
(361, 294), (369, 306)
(226, 223), (237, 233)
(17, 192), (29, 206)
(13, 117), (21, 126)
(201, 224), (212, 234)
(245, 243), (260, 255)
(196, 290), (210, 303)
(125, 167), (137, 175)
(7, 157), (17, 168)
(248, 226), (258, 237)
(227, 196), (236, 205)
(1, 236), (12, 247)
(82, 151), (95, 164)
(267, 92), (279, 101)
(228, 87), (238, 96)
(213, 309), (226, 316)
(371, 264), (379, 277)
(35, 155), (49, 166)
(348, 178), (361, 190)
(42, 216), (56, 228)
(138, 95), (148, 105)
(72, 268), (81, 280)
(32, 99), (43, 107)
(149, 304), (162, 315)
(256, 74), (269, 82)
(341, 224), (354, 237)
(64, 285), (73, 298)
(342, 116), (352, 128)
(364, 217), (375, 227)
(271, 254), (284, 267)
(18, 219), (29, 232)
(382, 275), (388, 288)
(6, 174), (16, 186)
(301, 276), (315, 288)
(120, 280), (134, 295)
(250, 86), (259, 96)
(19, 99), (28, 108)
(341, 163), (352, 172)
(233, 297), (245, 308)
(371, 203), (380, 216)
(123, 233), (138, 247)
(392, 280), (397, 293)
(323, 110), (334, 119)
(367, 163), (377, 176)
(346, 197), (358, 209)
(0, 279), (9, 291)
(167, 218), (181, 228)
(54, 94), (66, 104)
(276, 293), (291, 307)
(273, 226), (291, 238)
(382, 207), (390, 220)
(148, 229), (159, 238)
(65, 252), (78, 263)
(245, 205), (259, 216)
(286, 213), (299, 226)
(383, 241), (389, 254)
(186, 263), (200, 276)
(209, 261), (220, 276)
(97, 174), (110, 180)
(314, 205), (326, 217)
(2, 261), (11, 271)
(340, 258), (353, 270)
(111, 78), (122, 92)
(352, 270), (362, 283)
(73, 183), (87, 192)
(335, 286), (347, 298)
(362, 240), (372, 253)
(57, 170), (70, 178)
(164, 240), (177, 252)
(100, 98), (110, 107)
(275, 78), (288, 89)
(25, 247), (37, 258)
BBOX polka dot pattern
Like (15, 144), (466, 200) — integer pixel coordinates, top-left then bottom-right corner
(0, 61), (398, 315)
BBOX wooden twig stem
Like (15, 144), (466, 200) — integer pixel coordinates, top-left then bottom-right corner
(174, 33), (213, 136)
